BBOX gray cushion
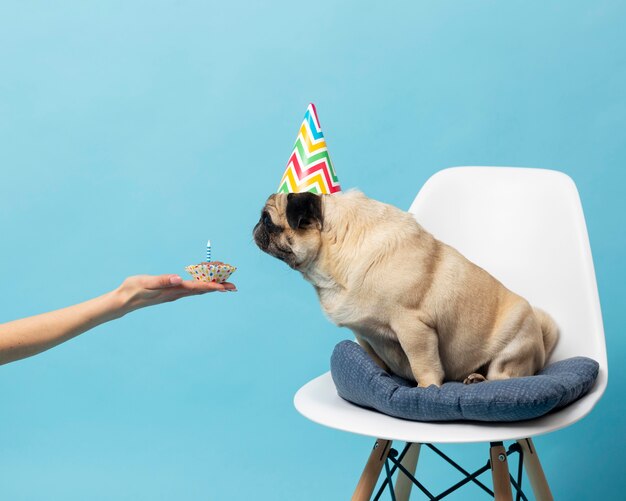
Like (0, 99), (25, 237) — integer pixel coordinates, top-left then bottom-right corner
(330, 340), (599, 422)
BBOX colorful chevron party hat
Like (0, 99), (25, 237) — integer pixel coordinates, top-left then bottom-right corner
(277, 104), (341, 194)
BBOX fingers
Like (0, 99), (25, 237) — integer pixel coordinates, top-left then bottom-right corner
(179, 280), (237, 293)
(144, 274), (184, 290)
(169, 275), (183, 286)
(136, 274), (237, 293)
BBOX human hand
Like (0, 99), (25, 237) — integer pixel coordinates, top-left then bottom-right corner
(115, 274), (237, 315)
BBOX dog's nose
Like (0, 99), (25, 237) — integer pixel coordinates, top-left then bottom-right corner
(252, 223), (269, 250)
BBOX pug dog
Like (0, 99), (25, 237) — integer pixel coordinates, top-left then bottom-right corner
(253, 190), (558, 387)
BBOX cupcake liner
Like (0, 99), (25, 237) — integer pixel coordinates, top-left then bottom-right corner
(185, 263), (237, 283)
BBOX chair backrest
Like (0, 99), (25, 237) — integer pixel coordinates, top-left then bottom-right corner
(409, 167), (607, 374)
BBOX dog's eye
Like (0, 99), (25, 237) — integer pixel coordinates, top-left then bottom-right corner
(262, 211), (282, 233)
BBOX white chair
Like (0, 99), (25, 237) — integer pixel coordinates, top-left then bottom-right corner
(294, 167), (607, 500)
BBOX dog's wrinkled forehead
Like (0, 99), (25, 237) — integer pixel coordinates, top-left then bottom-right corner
(261, 192), (323, 232)
(265, 193), (287, 217)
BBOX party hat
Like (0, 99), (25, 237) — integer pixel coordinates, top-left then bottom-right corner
(277, 104), (341, 194)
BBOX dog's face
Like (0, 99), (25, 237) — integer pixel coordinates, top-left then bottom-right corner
(253, 192), (324, 270)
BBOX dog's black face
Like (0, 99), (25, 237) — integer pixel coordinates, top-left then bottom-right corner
(253, 192), (324, 270)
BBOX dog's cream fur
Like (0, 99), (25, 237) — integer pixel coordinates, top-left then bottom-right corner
(254, 190), (558, 387)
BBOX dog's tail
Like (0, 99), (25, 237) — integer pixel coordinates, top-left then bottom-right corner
(533, 307), (559, 361)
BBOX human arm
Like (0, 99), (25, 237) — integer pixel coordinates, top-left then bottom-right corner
(0, 274), (236, 366)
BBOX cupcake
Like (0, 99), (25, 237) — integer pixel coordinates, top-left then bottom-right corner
(185, 261), (237, 284)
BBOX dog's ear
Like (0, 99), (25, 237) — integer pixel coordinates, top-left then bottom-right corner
(286, 192), (323, 230)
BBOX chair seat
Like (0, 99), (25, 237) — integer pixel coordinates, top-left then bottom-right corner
(330, 340), (599, 423)
(294, 366), (606, 444)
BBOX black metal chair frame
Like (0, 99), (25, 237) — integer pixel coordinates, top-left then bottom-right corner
(373, 441), (528, 501)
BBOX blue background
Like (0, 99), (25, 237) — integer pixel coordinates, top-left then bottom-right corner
(1, 1), (624, 499)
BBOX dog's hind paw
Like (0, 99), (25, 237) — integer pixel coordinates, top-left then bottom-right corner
(463, 373), (487, 385)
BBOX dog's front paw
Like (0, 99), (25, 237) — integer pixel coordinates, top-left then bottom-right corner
(463, 373), (487, 385)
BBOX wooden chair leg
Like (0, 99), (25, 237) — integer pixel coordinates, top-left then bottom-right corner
(394, 443), (421, 501)
(517, 438), (554, 501)
(352, 438), (392, 501)
(490, 442), (513, 501)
